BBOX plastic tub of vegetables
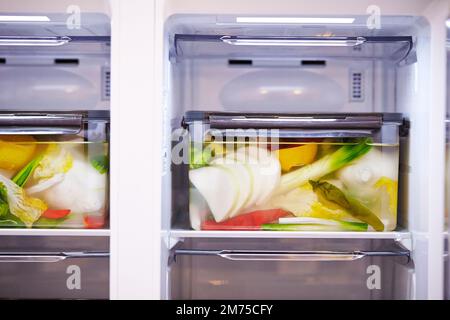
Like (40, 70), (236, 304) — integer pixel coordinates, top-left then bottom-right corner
(181, 111), (405, 232)
(0, 111), (109, 229)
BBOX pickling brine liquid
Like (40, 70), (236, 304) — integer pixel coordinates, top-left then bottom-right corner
(188, 138), (399, 232)
(0, 135), (109, 229)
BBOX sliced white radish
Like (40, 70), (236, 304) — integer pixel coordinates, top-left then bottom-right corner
(237, 146), (280, 205)
(232, 152), (263, 210)
(189, 166), (238, 222)
(227, 164), (252, 217)
(189, 188), (210, 231)
(210, 157), (253, 217)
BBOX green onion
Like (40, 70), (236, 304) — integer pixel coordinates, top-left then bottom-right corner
(275, 139), (372, 195)
(12, 155), (43, 187)
(91, 155), (109, 174)
(0, 183), (9, 217)
(309, 180), (384, 231)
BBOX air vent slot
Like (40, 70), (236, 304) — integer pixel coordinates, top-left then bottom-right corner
(102, 67), (111, 101)
(54, 58), (79, 65)
(350, 70), (364, 102)
(301, 60), (326, 66)
(228, 59), (252, 66)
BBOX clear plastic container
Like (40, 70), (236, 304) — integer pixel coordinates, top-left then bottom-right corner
(0, 111), (109, 229)
(182, 112), (405, 232)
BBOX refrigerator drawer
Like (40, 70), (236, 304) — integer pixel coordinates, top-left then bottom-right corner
(0, 254), (108, 299)
(0, 111), (109, 229)
(175, 112), (405, 232)
(168, 238), (413, 300)
(0, 236), (109, 299)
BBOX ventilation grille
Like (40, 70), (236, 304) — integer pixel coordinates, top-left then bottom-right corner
(350, 70), (364, 102)
(102, 67), (110, 101)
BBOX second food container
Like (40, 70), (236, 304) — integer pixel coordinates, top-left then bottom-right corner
(0, 111), (109, 229)
(182, 112), (405, 232)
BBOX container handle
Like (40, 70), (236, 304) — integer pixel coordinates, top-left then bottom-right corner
(208, 115), (382, 129)
(0, 113), (83, 135)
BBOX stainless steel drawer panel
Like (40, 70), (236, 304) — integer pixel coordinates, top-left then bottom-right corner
(0, 236), (109, 299)
(0, 256), (108, 299)
(0, 236), (108, 251)
(169, 238), (413, 300)
(170, 255), (411, 300)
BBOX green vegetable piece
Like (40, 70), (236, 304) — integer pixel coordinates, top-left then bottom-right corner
(12, 155), (43, 187)
(91, 155), (109, 174)
(189, 145), (211, 169)
(309, 180), (384, 231)
(262, 221), (368, 232)
(0, 183), (9, 217)
(0, 174), (47, 227)
(0, 212), (24, 228)
(33, 216), (67, 229)
(0, 219), (19, 227)
(276, 139), (372, 195)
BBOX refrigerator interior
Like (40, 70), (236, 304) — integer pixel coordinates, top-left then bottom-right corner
(0, 13), (110, 111)
(161, 14), (439, 299)
(0, 11), (110, 298)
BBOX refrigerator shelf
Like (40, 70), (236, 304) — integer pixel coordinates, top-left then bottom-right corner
(0, 228), (110, 237)
(172, 34), (413, 62)
(0, 36), (110, 56)
(168, 229), (411, 240)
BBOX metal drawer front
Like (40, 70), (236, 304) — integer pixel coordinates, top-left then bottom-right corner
(0, 254), (109, 299)
(169, 238), (413, 300)
(0, 236), (109, 299)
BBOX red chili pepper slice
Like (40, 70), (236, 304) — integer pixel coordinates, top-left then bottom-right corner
(42, 209), (71, 219)
(201, 209), (290, 231)
(83, 215), (105, 229)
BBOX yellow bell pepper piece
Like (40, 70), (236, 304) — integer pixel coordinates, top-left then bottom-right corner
(0, 136), (37, 171)
(276, 144), (318, 172)
(375, 176), (398, 215)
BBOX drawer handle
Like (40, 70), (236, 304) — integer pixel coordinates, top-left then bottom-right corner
(0, 251), (109, 263)
(220, 251), (364, 261)
(0, 255), (67, 263)
(174, 249), (410, 262)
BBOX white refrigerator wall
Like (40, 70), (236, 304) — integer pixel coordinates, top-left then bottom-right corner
(110, 0), (162, 299)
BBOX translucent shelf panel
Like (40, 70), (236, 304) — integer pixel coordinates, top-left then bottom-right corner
(0, 12), (110, 56)
(172, 35), (413, 62)
(0, 36), (110, 57)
